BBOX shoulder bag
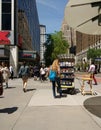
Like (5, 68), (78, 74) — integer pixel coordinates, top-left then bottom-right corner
(49, 70), (56, 81)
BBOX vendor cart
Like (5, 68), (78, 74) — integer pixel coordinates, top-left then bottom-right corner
(59, 55), (75, 95)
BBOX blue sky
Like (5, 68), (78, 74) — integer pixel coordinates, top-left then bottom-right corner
(36, 0), (68, 34)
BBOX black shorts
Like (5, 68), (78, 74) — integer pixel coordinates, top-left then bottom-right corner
(22, 75), (28, 81)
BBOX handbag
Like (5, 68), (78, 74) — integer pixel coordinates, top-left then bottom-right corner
(49, 70), (56, 81)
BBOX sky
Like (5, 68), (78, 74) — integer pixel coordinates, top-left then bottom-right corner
(36, 0), (68, 34)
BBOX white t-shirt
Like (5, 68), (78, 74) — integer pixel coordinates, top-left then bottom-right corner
(40, 68), (45, 75)
(88, 64), (95, 73)
(9, 66), (13, 72)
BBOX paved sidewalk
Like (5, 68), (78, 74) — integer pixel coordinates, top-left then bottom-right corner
(0, 77), (101, 130)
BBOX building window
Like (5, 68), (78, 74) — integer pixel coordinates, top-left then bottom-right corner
(2, 0), (11, 30)
(2, 0), (11, 1)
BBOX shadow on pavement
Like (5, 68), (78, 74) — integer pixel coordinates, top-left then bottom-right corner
(83, 96), (101, 118)
(0, 107), (18, 114)
(26, 88), (36, 92)
(5, 87), (16, 89)
(0, 96), (4, 98)
(62, 88), (80, 95)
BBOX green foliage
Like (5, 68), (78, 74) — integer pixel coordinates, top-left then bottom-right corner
(44, 31), (69, 66)
(44, 35), (54, 66)
(87, 48), (101, 60)
(51, 31), (69, 59)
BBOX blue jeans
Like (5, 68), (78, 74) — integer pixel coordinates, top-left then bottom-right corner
(52, 77), (62, 97)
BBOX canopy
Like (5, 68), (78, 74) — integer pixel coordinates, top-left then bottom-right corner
(65, 0), (101, 35)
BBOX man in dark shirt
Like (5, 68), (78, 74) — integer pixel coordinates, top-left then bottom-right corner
(18, 61), (29, 92)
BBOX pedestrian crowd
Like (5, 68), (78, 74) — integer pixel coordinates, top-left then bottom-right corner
(0, 59), (99, 98)
(0, 61), (50, 95)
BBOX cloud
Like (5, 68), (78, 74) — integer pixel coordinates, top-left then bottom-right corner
(36, 0), (59, 11)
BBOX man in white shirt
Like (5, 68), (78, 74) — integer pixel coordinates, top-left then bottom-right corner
(9, 65), (14, 80)
(88, 61), (97, 85)
(40, 64), (46, 81)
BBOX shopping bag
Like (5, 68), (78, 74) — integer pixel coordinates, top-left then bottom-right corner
(49, 70), (56, 81)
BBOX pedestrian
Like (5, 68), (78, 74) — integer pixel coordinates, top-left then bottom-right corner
(44, 66), (49, 80)
(9, 64), (14, 79)
(88, 61), (97, 85)
(0, 64), (4, 95)
(1, 62), (10, 88)
(18, 61), (29, 92)
(40, 64), (46, 82)
(33, 64), (40, 80)
(49, 58), (62, 98)
(95, 64), (98, 74)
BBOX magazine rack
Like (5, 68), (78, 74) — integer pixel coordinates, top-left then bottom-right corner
(59, 55), (75, 95)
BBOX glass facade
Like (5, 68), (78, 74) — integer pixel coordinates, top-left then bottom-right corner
(0, 0), (40, 76)
(18, 0), (40, 54)
(2, 0), (11, 30)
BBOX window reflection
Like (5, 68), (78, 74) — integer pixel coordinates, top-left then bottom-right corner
(2, 0), (11, 30)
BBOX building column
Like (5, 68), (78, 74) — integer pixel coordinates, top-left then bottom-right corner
(9, 46), (18, 77)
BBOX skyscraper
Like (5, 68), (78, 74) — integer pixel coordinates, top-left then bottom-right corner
(18, 0), (40, 53)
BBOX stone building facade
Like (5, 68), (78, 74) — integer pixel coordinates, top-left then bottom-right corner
(76, 32), (101, 63)
(61, 7), (101, 65)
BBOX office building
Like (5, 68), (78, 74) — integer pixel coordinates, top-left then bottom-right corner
(61, 18), (76, 56)
(62, 2), (101, 64)
(0, 0), (40, 76)
(40, 25), (46, 63)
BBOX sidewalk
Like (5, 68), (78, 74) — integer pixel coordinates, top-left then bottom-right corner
(75, 72), (101, 94)
(75, 71), (101, 77)
(0, 77), (101, 130)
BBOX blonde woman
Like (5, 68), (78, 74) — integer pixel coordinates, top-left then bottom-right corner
(50, 59), (62, 98)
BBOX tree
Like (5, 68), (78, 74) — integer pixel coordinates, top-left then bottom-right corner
(87, 48), (101, 60)
(44, 34), (54, 66)
(51, 31), (69, 59)
(44, 31), (69, 66)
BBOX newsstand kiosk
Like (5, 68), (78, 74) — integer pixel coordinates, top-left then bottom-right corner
(59, 55), (75, 95)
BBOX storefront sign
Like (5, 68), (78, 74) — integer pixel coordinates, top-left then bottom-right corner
(19, 50), (37, 62)
(0, 31), (10, 45)
(22, 54), (33, 58)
